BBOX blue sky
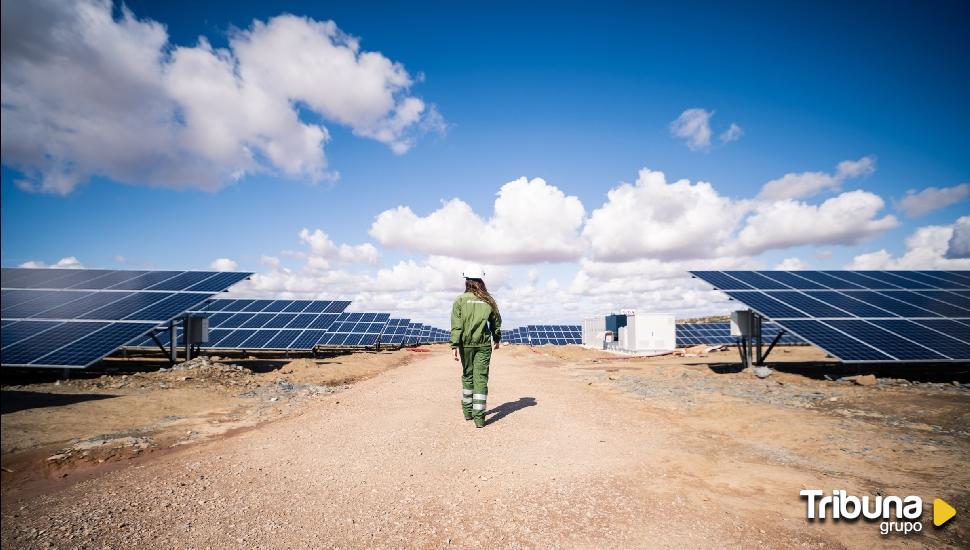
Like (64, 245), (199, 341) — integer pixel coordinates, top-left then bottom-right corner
(2, 0), (968, 325)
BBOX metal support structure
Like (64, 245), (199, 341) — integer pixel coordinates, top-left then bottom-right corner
(151, 331), (176, 366)
(182, 316), (192, 362)
(734, 311), (766, 369)
(751, 313), (763, 366)
(758, 330), (785, 365)
(169, 319), (178, 364)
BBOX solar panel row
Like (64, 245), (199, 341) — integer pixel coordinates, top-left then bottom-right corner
(317, 312), (391, 347)
(503, 325), (582, 345)
(691, 270), (970, 363)
(675, 322), (804, 347)
(691, 270), (970, 291)
(504, 327), (528, 344)
(1, 268), (249, 293)
(1, 268), (251, 368)
(381, 318), (411, 345)
(134, 309), (395, 350)
(3, 290), (216, 322)
(197, 299), (351, 314)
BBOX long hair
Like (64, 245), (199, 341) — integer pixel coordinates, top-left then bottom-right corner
(465, 278), (499, 314)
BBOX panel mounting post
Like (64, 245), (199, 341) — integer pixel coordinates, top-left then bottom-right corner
(182, 316), (192, 362)
(169, 319), (178, 364)
(753, 313), (764, 366)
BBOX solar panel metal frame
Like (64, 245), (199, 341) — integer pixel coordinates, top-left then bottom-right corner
(690, 270), (970, 363)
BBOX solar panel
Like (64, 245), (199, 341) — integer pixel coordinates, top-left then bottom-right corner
(503, 324), (580, 346)
(379, 318), (412, 346)
(676, 321), (814, 347)
(131, 298), (352, 350)
(691, 270), (970, 363)
(1, 268), (251, 368)
(316, 312), (391, 348)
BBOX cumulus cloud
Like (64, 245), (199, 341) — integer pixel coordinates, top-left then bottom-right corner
(945, 216), (970, 259)
(260, 256), (281, 269)
(719, 123), (743, 143)
(895, 183), (970, 218)
(758, 156), (876, 200)
(737, 190), (898, 254)
(584, 168), (747, 261)
(847, 219), (970, 269)
(209, 258), (239, 271)
(370, 177), (585, 264)
(197, 163), (915, 324)
(228, 253), (511, 326)
(1, 0), (441, 194)
(18, 256), (84, 269)
(775, 257), (809, 270)
(298, 228), (380, 269)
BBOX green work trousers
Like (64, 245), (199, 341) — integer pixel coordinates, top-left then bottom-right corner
(459, 345), (491, 423)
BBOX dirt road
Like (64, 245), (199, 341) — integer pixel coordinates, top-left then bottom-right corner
(2, 346), (966, 548)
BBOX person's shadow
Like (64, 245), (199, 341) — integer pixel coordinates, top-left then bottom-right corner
(486, 397), (537, 425)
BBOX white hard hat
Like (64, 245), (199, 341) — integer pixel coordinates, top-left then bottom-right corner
(462, 265), (486, 279)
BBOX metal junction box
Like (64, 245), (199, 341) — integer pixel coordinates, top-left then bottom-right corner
(185, 315), (209, 344)
(730, 310), (759, 338)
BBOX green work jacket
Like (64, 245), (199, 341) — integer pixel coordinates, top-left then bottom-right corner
(450, 292), (502, 348)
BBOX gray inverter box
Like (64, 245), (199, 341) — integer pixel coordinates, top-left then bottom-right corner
(185, 315), (209, 343)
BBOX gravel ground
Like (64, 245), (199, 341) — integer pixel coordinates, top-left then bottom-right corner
(1, 346), (965, 548)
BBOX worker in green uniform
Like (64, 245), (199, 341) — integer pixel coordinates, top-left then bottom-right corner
(451, 266), (502, 428)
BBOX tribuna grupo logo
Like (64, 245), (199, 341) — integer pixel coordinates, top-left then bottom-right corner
(800, 490), (957, 536)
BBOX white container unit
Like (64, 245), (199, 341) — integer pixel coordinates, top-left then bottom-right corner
(582, 316), (606, 348)
(622, 312), (675, 352)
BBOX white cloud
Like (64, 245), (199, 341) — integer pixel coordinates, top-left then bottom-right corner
(569, 256), (753, 296)
(298, 228), (379, 269)
(583, 168), (747, 261)
(227, 253), (511, 326)
(209, 258), (239, 271)
(52, 257), (83, 269)
(946, 216), (970, 259)
(774, 257), (809, 270)
(560, 256), (753, 322)
(18, 256), (84, 269)
(114, 255), (127, 264)
(191, 164), (922, 326)
(758, 156), (876, 200)
(719, 123), (743, 143)
(669, 108), (742, 151)
(260, 255), (281, 269)
(847, 219), (970, 269)
(814, 249), (833, 260)
(737, 190), (898, 254)
(370, 177), (585, 264)
(1, 0), (441, 194)
(669, 108), (713, 151)
(895, 183), (970, 218)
